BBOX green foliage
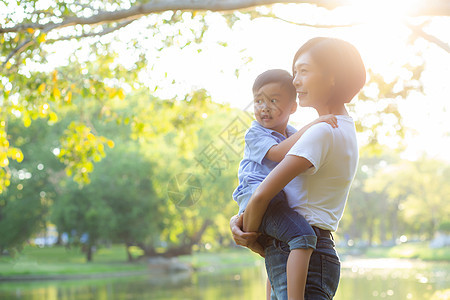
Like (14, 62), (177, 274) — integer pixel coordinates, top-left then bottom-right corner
(58, 121), (114, 185)
(0, 118), (60, 254)
(0, 0), (429, 194)
(0, 182), (45, 255)
(46, 87), (241, 260)
(0, 1), (441, 261)
(438, 221), (450, 233)
(0, 1), (217, 191)
(340, 151), (450, 244)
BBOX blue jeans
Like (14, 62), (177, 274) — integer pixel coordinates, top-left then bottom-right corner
(258, 191), (317, 251)
(265, 234), (340, 299)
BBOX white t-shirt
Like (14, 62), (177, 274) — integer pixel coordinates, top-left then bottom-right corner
(286, 115), (359, 232)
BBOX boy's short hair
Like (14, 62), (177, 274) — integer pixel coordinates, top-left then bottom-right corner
(292, 37), (366, 103)
(252, 69), (297, 101)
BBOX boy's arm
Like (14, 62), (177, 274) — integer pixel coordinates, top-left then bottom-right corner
(243, 155), (313, 232)
(265, 114), (337, 163)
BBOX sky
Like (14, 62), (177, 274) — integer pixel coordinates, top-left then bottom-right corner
(8, 1), (450, 162)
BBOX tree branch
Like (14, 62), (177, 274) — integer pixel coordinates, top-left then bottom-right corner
(265, 14), (361, 28)
(406, 22), (450, 54)
(1, 19), (134, 68)
(2, 38), (33, 67)
(73, 2), (97, 11)
(1, 0), (449, 68)
(46, 20), (135, 43)
(1, 0), (449, 34)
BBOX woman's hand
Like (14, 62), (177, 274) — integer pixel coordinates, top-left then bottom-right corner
(230, 214), (265, 257)
(230, 214), (261, 248)
(317, 114), (338, 128)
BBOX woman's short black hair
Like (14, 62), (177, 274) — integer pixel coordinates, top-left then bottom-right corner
(293, 37), (366, 103)
(252, 69), (297, 101)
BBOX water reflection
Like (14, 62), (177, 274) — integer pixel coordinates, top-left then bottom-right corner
(0, 260), (448, 299)
(337, 258), (450, 299)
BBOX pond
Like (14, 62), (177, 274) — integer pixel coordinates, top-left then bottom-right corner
(0, 258), (448, 299)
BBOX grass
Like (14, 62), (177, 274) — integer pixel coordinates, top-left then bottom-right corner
(1, 242), (447, 278)
(0, 246), (264, 278)
(355, 242), (450, 261)
(178, 247), (263, 270)
(0, 244), (147, 277)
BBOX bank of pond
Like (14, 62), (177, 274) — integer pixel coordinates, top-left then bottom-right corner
(0, 245), (449, 299)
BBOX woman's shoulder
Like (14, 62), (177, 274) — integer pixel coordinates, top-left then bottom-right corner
(304, 122), (334, 139)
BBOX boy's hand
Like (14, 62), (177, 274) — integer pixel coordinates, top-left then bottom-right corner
(316, 114), (338, 128)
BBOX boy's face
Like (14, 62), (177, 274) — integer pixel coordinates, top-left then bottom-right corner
(253, 82), (297, 135)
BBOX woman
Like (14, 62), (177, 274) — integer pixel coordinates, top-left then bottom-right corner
(230, 37), (366, 299)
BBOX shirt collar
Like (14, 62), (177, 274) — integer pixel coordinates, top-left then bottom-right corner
(252, 120), (295, 138)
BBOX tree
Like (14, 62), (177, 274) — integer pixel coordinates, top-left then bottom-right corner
(52, 179), (115, 262)
(1, 0), (449, 193)
(1, 0), (449, 259)
(342, 153), (450, 245)
(0, 117), (62, 254)
(130, 97), (243, 256)
(395, 158), (450, 238)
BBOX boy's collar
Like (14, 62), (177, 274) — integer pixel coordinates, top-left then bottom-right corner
(253, 120), (295, 137)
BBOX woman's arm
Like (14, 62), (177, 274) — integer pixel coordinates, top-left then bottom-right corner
(265, 115), (337, 163)
(230, 214), (260, 247)
(243, 155), (313, 232)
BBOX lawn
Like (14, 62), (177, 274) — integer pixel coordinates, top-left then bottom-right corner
(0, 244), (147, 277)
(178, 247), (263, 270)
(1, 242), (447, 278)
(350, 242), (450, 261)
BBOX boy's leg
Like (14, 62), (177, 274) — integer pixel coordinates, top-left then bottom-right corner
(259, 192), (317, 300)
(258, 192), (317, 250)
(288, 248), (313, 299)
(266, 277), (272, 300)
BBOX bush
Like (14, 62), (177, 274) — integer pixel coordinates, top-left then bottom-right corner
(438, 221), (450, 233)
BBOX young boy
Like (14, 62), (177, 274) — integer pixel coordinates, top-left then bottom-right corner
(232, 69), (337, 299)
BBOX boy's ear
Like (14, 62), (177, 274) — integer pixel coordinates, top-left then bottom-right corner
(290, 101), (297, 114)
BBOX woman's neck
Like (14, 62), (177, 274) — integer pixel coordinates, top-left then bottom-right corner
(316, 104), (348, 116)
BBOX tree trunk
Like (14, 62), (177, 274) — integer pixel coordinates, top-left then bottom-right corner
(163, 219), (213, 257)
(162, 245), (193, 257)
(379, 205), (387, 243)
(125, 242), (133, 262)
(190, 219), (212, 245)
(56, 231), (62, 246)
(86, 244), (93, 262)
(137, 242), (157, 257)
(391, 198), (400, 243)
(367, 218), (374, 246)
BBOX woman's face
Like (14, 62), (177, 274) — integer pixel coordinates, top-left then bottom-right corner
(292, 51), (334, 110)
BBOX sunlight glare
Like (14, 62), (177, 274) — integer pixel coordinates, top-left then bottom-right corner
(346, 0), (422, 19)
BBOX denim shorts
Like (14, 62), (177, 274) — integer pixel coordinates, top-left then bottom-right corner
(265, 235), (341, 299)
(257, 191), (317, 251)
